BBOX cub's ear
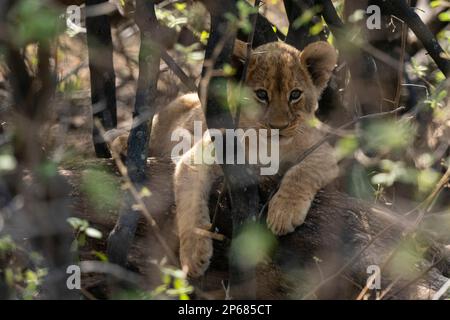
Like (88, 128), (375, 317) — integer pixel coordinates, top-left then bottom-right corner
(229, 39), (248, 80)
(233, 39), (248, 61)
(300, 41), (337, 94)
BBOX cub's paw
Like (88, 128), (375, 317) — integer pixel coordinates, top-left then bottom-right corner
(179, 231), (213, 278)
(104, 129), (129, 158)
(267, 192), (312, 235)
(111, 134), (129, 158)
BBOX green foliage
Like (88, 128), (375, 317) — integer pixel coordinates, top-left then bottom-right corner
(227, 81), (260, 117)
(0, 153), (17, 173)
(371, 160), (417, 187)
(310, 21), (324, 36)
(92, 250), (108, 262)
(154, 1), (208, 63)
(225, 0), (259, 34)
(199, 30), (210, 45)
(430, 0), (447, 8)
(410, 58), (429, 79)
(37, 160), (58, 180)
(80, 167), (121, 214)
(363, 119), (416, 154)
(4, 267), (47, 300)
(292, 6), (322, 30)
(173, 43), (205, 63)
(370, 159), (439, 196)
(57, 75), (83, 94)
(152, 267), (193, 300)
(335, 135), (359, 160)
(438, 10), (450, 22)
(185, 2), (210, 38)
(347, 9), (366, 23)
(425, 89), (447, 109)
(112, 266), (193, 300)
(22, 269), (47, 300)
(230, 223), (277, 269)
(67, 217), (103, 249)
(0, 236), (47, 300)
(0, 236), (16, 258)
(388, 236), (428, 280)
(156, 6), (188, 30)
(8, 0), (59, 46)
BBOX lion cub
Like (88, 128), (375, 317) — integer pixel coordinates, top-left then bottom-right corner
(113, 41), (339, 277)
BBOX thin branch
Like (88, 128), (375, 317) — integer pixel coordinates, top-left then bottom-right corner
(382, 0), (450, 77)
(80, 260), (145, 284)
(235, 0), (262, 124)
(383, 256), (444, 300)
(394, 0), (410, 109)
(259, 107), (406, 217)
(161, 51), (198, 92)
(96, 120), (178, 266)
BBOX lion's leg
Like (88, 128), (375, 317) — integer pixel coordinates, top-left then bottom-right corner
(174, 142), (221, 277)
(267, 143), (339, 235)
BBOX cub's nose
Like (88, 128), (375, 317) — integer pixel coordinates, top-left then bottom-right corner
(268, 122), (290, 130)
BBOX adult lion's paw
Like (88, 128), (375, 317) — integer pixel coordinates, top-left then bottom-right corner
(267, 192), (312, 235)
(179, 232), (213, 278)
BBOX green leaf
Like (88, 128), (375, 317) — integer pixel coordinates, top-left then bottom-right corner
(9, 0), (59, 46)
(335, 135), (359, 160)
(0, 154), (17, 172)
(230, 223), (277, 269)
(348, 9), (365, 23)
(223, 64), (236, 76)
(85, 227), (103, 239)
(67, 217), (89, 231)
(0, 236), (16, 258)
(438, 10), (450, 22)
(78, 233), (86, 247)
(417, 169), (440, 194)
(310, 22), (324, 36)
(430, 1), (443, 8)
(200, 31), (209, 45)
(174, 3), (187, 12)
(92, 250), (109, 262)
(363, 119), (416, 153)
(139, 187), (152, 198)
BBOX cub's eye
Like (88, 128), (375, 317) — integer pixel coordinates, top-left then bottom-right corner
(289, 89), (302, 102)
(255, 89), (269, 102)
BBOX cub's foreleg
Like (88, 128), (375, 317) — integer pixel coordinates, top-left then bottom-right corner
(267, 142), (339, 235)
(174, 139), (221, 277)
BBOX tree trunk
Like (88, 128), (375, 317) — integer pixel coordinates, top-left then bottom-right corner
(68, 158), (450, 299)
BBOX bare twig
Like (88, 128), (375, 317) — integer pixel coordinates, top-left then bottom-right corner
(383, 256), (444, 300)
(161, 51), (198, 92)
(362, 164), (450, 300)
(259, 107), (406, 217)
(383, 0), (450, 77)
(210, 0), (261, 233)
(235, 0), (261, 124)
(394, 0), (410, 110)
(80, 260), (145, 284)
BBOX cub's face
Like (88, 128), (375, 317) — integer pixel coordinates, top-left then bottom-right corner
(238, 41), (337, 137)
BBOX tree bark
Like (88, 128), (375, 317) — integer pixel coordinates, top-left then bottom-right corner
(69, 158), (450, 299)
(86, 0), (118, 158)
(107, 0), (162, 268)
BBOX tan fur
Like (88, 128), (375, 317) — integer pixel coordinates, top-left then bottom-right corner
(112, 41), (339, 277)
